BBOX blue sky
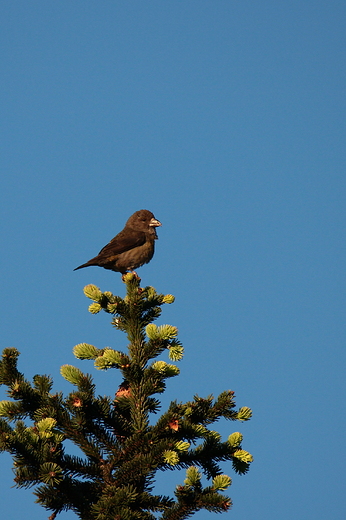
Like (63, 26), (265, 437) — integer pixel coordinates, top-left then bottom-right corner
(1, 2), (345, 519)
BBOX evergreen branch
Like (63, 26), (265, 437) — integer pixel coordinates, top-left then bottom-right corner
(0, 276), (252, 518)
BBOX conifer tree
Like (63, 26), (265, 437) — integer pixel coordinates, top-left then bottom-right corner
(0, 274), (253, 520)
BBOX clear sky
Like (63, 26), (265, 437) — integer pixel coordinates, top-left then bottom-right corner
(1, 2), (345, 519)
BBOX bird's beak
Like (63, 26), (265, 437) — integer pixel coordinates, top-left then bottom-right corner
(150, 218), (162, 227)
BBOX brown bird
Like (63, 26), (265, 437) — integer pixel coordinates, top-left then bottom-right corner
(74, 209), (162, 274)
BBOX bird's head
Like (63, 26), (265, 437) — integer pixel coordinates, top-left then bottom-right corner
(126, 210), (162, 232)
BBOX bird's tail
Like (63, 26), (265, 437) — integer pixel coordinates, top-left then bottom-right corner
(73, 260), (96, 271)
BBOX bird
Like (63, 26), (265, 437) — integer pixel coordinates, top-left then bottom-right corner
(74, 209), (162, 274)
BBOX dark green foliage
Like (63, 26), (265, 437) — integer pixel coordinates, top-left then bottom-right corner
(0, 274), (253, 519)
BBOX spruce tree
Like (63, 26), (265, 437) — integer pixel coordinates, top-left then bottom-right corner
(0, 274), (253, 520)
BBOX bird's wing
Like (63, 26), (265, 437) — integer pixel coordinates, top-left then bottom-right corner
(97, 229), (146, 257)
